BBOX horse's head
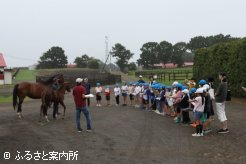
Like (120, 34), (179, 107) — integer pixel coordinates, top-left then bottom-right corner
(65, 82), (71, 92)
(57, 74), (64, 84)
(58, 82), (70, 93)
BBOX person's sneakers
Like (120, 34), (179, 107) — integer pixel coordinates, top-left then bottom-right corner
(217, 129), (229, 134)
(77, 128), (83, 133)
(86, 129), (93, 133)
(192, 133), (203, 137)
(192, 133), (200, 137)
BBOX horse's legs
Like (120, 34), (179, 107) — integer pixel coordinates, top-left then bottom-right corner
(39, 105), (43, 122)
(59, 101), (66, 119)
(43, 105), (49, 122)
(53, 102), (59, 119)
(17, 98), (24, 118)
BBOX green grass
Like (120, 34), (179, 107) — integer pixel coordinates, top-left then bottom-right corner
(0, 95), (33, 103)
(136, 67), (193, 73)
(15, 69), (36, 81)
(128, 67), (193, 86)
(0, 95), (12, 103)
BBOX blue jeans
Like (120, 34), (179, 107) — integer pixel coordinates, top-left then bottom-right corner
(76, 106), (91, 130)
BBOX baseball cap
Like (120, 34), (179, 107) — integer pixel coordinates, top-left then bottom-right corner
(182, 89), (189, 94)
(172, 81), (179, 86)
(198, 79), (206, 85)
(195, 88), (204, 94)
(139, 75), (143, 78)
(76, 78), (83, 83)
(203, 84), (210, 91)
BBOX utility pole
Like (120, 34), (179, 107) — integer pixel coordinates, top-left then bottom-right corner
(105, 36), (111, 73)
(102, 36), (111, 73)
(105, 36), (108, 65)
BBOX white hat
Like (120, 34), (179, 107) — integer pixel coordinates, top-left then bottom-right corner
(182, 89), (189, 94)
(203, 84), (210, 92)
(195, 88), (204, 94)
(139, 75), (143, 78)
(75, 78), (83, 83)
(172, 81), (179, 86)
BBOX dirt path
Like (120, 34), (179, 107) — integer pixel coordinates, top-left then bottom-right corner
(0, 91), (246, 164)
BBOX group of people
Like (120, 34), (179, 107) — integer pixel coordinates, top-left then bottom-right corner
(72, 73), (232, 136)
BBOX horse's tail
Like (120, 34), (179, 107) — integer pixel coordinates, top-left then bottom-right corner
(13, 84), (19, 110)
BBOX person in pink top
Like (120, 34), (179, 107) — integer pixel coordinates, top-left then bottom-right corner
(105, 86), (111, 106)
(172, 83), (183, 123)
(189, 88), (205, 137)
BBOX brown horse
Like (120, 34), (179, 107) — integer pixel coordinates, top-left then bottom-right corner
(40, 82), (70, 122)
(12, 74), (64, 118)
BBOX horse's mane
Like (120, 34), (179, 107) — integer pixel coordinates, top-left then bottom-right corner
(39, 74), (64, 85)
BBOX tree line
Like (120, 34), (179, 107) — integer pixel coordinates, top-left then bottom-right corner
(37, 34), (238, 71)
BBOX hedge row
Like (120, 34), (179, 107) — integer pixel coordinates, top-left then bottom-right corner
(193, 38), (246, 97)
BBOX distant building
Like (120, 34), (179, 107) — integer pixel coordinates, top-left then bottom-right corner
(153, 62), (193, 68)
(0, 53), (12, 85)
(183, 62), (194, 67)
(154, 63), (177, 68)
(67, 63), (77, 68)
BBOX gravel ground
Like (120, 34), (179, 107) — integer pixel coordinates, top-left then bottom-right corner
(0, 90), (245, 164)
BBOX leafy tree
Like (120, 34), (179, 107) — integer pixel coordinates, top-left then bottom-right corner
(139, 42), (159, 69)
(171, 42), (187, 67)
(37, 46), (68, 69)
(110, 43), (134, 72)
(74, 54), (89, 68)
(158, 41), (173, 65)
(187, 34), (238, 52)
(182, 52), (194, 62)
(187, 36), (207, 52)
(128, 62), (137, 71)
(87, 58), (100, 69)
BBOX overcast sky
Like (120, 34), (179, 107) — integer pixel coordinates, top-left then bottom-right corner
(0, 0), (245, 67)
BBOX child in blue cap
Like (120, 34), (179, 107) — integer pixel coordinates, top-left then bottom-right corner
(95, 82), (102, 106)
(105, 85), (111, 106)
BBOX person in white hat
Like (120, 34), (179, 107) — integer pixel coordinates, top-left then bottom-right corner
(180, 89), (191, 124)
(138, 75), (145, 83)
(73, 78), (92, 133)
(189, 88), (205, 137)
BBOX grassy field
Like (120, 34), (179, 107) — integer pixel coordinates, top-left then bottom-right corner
(15, 69), (37, 81)
(0, 95), (12, 103)
(0, 69), (37, 103)
(129, 67), (193, 86)
(135, 67), (193, 73)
